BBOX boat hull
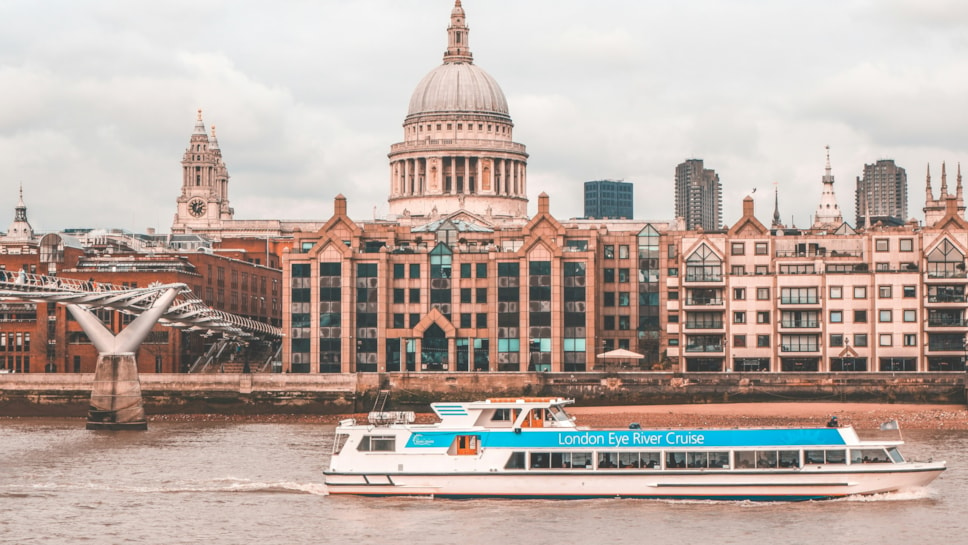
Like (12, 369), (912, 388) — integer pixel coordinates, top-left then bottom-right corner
(324, 464), (945, 501)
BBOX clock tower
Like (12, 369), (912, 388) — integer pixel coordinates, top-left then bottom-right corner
(171, 109), (234, 235)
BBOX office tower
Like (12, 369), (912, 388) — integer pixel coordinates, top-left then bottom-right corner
(856, 159), (907, 226)
(675, 159), (722, 231)
(584, 180), (633, 219)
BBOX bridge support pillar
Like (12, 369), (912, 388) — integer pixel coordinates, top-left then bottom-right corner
(87, 352), (147, 430)
(68, 287), (180, 431)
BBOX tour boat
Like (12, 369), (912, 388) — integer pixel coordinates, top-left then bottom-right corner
(323, 397), (945, 501)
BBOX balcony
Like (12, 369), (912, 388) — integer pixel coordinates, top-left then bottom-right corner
(684, 322), (724, 330)
(684, 274), (723, 284)
(780, 321), (820, 329)
(684, 298), (724, 306)
(926, 317), (967, 328)
(778, 298), (820, 306)
(684, 343), (725, 353)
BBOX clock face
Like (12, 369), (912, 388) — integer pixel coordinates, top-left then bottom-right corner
(189, 199), (206, 217)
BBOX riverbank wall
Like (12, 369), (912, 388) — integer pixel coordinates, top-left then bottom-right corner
(1, 372), (964, 416)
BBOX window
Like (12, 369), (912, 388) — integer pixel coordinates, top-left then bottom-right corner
(460, 263), (471, 278)
(854, 334), (868, 347)
(829, 286), (842, 299)
(854, 310), (867, 323)
(604, 316), (616, 330)
(618, 316), (630, 330)
(903, 310), (916, 322)
(409, 288), (420, 303)
(879, 286), (892, 298)
(853, 286), (866, 299)
(830, 310), (843, 323)
(879, 310), (892, 323)
(755, 265), (769, 275)
(903, 286), (916, 298)
(460, 313), (472, 328)
(734, 312), (746, 324)
(757, 335), (770, 347)
(731, 265), (746, 275)
(903, 334), (917, 346)
(668, 244), (676, 259)
(604, 268), (615, 283)
(460, 288), (472, 303)
(410, 264), (420, 278)
(477, 313), (487, 328)
(476, 263), (488, 278)
(618, 292), (630, 306)
(899, 238), (913, 252)
(875, 239), (889, 252)
(731, 242), (745, 255)
(619, 245), (629, 259)
(476, 288), (487, 303)
(668, 290), (679, 300)
(358, 435), (396, 452)
(668, 268), (678, 277)
(830, 334), (843, 347)
(755, 242), (768, 255)
(879, 334), (892, 347)
(604, 245), (615, 259)
(393, 263), (405, 279)
(733, 335), (747, 347)
(604, 292), (616, 306)
(757, 311), (770, 324)
(734, 288), (746, 300)
(618, 268), (630, 283)
(393, 289), (405, 304)
(757, 287), (770, 300)
(393, 314), (405, 328)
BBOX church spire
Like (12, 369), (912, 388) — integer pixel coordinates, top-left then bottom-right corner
(941, 162), (949, 198)
(443, 0), (473, 64)
(957, 163), (964, 204)
(812, 145), (843, 229)
(193, 109), (206, 135)
(771, 184), (781, 228)
(925, 163), (934, 203)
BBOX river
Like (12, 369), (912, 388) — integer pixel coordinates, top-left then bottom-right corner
(1, 419), (964, 545)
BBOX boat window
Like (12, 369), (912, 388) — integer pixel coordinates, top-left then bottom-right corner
(453, 435), (480, 456)
(778, 450), (800, 468)
(545, 452), (592, 469)
(599, 452), (619, 468)
(546, 405), (568, 422)
(805, 449), (846, 464)
(851, 448), (892, 464)
(708, 452), (730, 468)
(641, 452), (661, 468)
(619, 452), (640, 468)
(666, 452), (686, 468)
(333, 433), (350, 455)
(755, 450), (778, 468)
(492, 409), (513, 421)
(530, 452), (551, 469)
(886, 447), (904, 463)
(357, 435), (396, 452)
(735, 451), (756, 468)
(505, 452), (526, 469)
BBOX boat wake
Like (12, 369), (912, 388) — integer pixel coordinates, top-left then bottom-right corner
(837, 487), (936, 502)
(26, 478), (328, 496)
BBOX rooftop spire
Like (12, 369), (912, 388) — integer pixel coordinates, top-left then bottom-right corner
(771, 183), (781, 228)
(209, 125), (220, 151)
(925, 163), (934, 202)
(813, 145), (843, 229)
(443, 0), (473, 64)
(193, 109), (206, 135)
(941, 162), (949, 198)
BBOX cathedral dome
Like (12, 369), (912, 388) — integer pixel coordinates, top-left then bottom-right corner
(407, 63), (510, 120)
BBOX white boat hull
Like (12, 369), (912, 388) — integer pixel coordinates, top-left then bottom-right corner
(325, 464), (945, 500)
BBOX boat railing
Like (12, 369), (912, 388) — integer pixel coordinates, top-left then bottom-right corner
(368, 411), (416, 426)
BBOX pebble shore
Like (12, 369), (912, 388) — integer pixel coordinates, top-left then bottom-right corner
(147, 402), (968, 430)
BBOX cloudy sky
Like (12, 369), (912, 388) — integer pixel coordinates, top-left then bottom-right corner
(2, 0), (968, 234)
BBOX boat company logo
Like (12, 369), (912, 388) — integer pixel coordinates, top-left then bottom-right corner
(411, 434), (435, 446)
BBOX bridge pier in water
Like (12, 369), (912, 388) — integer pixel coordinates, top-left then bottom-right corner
(68, 287), (181, 431)
(87, 353), (147, 430)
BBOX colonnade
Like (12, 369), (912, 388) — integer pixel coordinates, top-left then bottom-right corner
(391, 155), (526, 198)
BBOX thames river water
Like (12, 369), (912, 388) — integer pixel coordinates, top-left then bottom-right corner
(1, 419), (965, 545)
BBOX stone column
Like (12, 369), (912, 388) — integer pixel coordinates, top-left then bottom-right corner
(87, 353), (147, 430)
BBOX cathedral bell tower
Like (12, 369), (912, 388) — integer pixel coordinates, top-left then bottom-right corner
(171, 109), (234, 234)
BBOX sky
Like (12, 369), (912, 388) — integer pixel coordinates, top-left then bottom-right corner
(2, 0), (968, 234)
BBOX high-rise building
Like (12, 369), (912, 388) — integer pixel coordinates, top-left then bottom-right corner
(856, 159), (907, 226)
(584, 180), (633, 219)
(674, 159), (721, 231)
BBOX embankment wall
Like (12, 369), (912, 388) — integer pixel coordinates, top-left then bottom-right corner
(1, 372), (964, 416)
